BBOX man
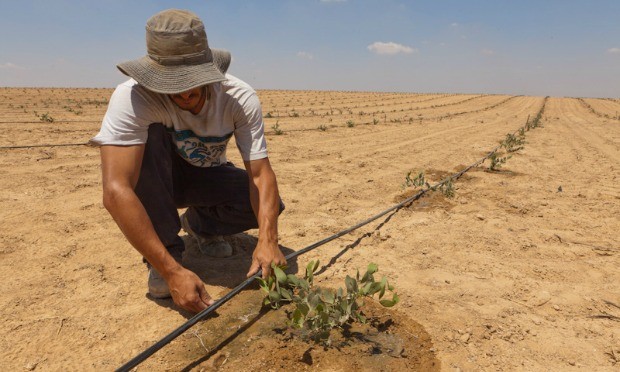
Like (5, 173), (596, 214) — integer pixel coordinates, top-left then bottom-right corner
(90, 9), (286, 313)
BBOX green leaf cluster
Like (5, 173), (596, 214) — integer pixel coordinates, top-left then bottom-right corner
(438, 178), (455, 198)
(501, 132), (526, 153)
(272, 121), (284, 135)
(257, 261), (399, 345)
(488, 152), (511, 171)
(403, 170), (425, 189)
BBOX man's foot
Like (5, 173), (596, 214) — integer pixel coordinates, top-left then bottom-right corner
(148, 268), (171, 299)
(180, 212), (233, 258)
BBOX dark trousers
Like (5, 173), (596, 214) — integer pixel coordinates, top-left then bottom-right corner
(134, 124), (273, 260)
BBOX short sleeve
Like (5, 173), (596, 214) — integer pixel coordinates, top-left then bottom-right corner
(89, 82), (163, 146)
(232, 92), (268, 161)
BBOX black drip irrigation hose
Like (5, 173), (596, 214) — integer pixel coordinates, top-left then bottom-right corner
(114, 98), (550, 371)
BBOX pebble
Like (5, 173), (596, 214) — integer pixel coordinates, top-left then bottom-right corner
(476, 214), (485, 221)
(460, 333), (471, 343)
(552, 305), (560, 311)
(568, 360), (576, 366)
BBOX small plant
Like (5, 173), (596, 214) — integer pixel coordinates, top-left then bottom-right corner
(318, 124), (328, 131)
(403, 170), (425, 189)
(272, 121), (284, 135)
(39, 112), (54, 123)
(346, 120), (355, 128)
(258, 261), (399, 345)
(501, 133), (525, 153)
(488, 152), (511, 171)
(373, 118), (379, 125)
(439, 178), (455, 198)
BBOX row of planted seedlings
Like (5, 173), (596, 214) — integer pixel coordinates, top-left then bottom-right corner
(262, 94), (485, 121)
(577, 98), (620, 121)
(401, 97), (549, 201)
(266, 95), (519, 135)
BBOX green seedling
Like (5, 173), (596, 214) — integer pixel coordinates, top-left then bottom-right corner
(318, 124), (328, 131)
(501, 133), (525, 153)
(403, 170), (425, 189)
(272, 121), (284, 135)
(346, 120), (355, 128)
(488, 152), (511, 171)
(257, 261), (399, 345)
(439, 178), (455, 198)
(39, 112), (54, 123)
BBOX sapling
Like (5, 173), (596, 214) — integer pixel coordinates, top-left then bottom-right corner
(488, 152), (511, 171)
(272, 121), (284, 135)
(39, 112), (54, 123)
(257, 261), (399, 345)
(439, 178), (455, 198)
(403, 170), (425, 189)
(501, 133), (525, 153)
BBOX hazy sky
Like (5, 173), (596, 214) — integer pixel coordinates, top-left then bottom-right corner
(1, 1), (618, 97)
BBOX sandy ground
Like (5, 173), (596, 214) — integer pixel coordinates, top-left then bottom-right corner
(0, 88), (619, 371)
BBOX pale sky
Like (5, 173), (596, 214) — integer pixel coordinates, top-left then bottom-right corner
(0, 0), (618, 97)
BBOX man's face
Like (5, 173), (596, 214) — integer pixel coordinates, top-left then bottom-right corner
(169, 87), (205, 113)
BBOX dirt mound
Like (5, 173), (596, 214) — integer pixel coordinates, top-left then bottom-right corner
(168, 290), (439, 371)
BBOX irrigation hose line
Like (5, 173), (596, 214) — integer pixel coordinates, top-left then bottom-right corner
(116, 100), (548, 370)
(115, 142), (506, 372)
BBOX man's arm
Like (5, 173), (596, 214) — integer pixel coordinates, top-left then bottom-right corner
(244, 157), (286, 278)
(100, 144), (214, 313)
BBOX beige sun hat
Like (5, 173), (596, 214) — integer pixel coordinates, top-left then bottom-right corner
(117, 9), (230, 94)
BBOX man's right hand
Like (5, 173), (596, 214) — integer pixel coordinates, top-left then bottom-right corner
(165, 267), (215, 313)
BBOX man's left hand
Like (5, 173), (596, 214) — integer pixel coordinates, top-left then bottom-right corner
(246, 240), (286, 278)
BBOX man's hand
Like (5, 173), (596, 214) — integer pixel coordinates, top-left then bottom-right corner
(246, 240), (286, 279)
(165, 267), (215, 313)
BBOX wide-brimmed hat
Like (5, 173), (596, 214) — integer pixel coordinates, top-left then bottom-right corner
(117, 9), (229, 94)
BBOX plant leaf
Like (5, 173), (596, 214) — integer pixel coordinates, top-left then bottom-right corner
(306, 261), (315, 283)
(379, 293), (400, 308)
(297, 303), (310, 317)
(312, 260), (320, 272)
(379, 276), (387, 298)
(281, 288), (292, 301)
(308, 291), (321, 310)
(321, 289), (335, 304)
(268, 290), (281, 304)
(273, 265), (287, 285)
(345, 275), (357, 294)
(287, 274), (300, 287)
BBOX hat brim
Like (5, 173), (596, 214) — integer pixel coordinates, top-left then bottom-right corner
(117, 55), (226, 95)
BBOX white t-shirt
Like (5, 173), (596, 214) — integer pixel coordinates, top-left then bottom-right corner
(90, 74), (268, 167)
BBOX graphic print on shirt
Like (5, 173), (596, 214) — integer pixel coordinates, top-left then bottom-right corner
(171, 129), (234, 167)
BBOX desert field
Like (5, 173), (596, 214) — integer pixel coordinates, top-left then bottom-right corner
(0, 87), (618, 371)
